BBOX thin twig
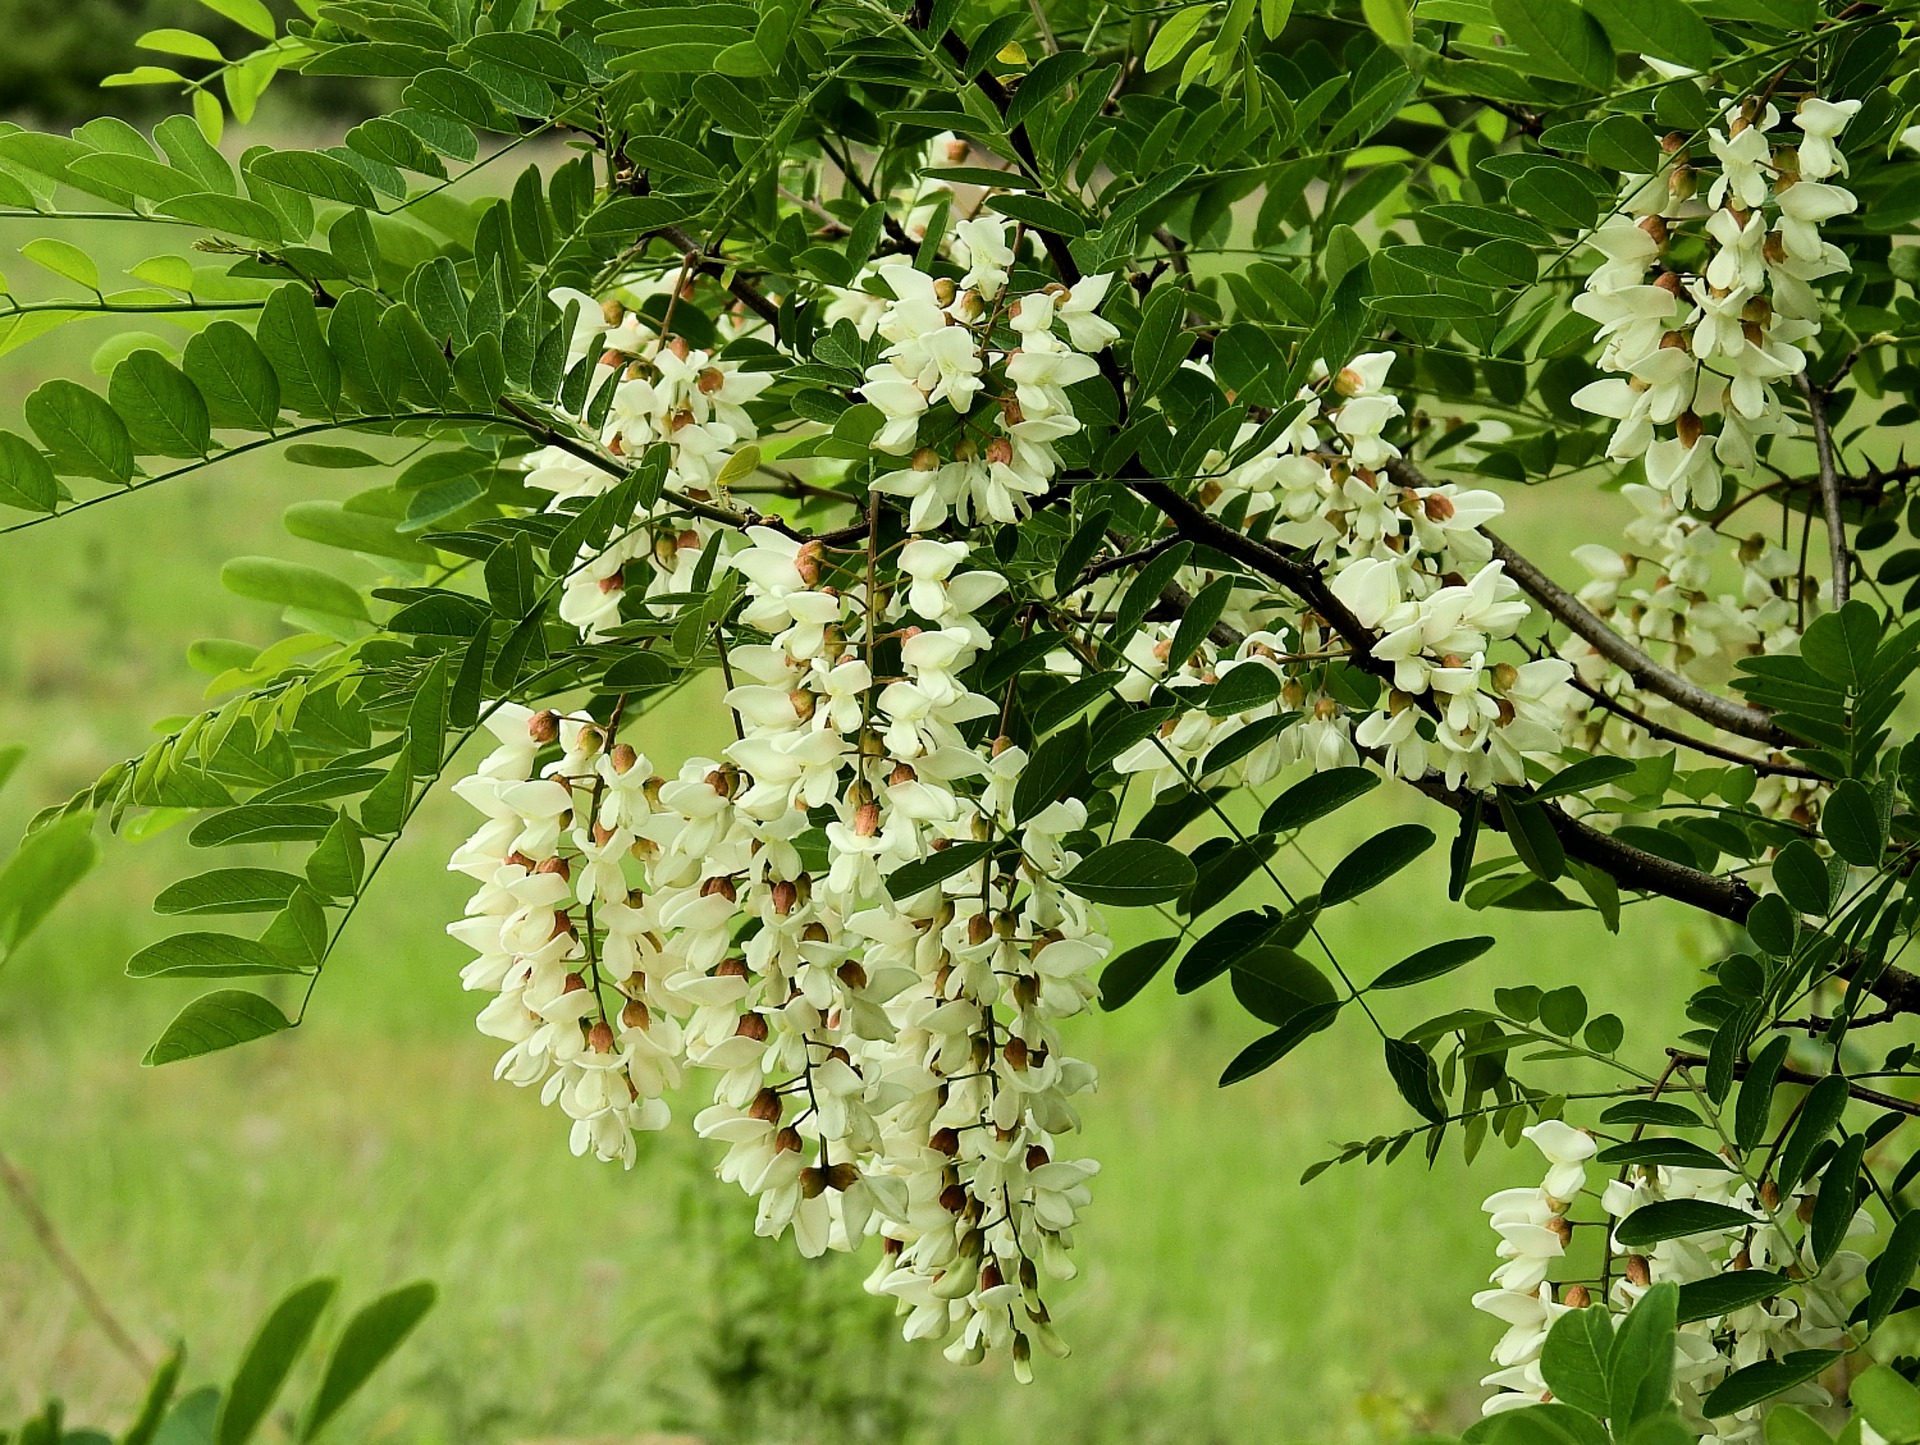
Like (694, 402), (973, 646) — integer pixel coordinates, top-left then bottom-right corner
(1796, 372), (1851, 607)
(0, 1143), (154, 1373)
(1667, 1051), (1920, 1119)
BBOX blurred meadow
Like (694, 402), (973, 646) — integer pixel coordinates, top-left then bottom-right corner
(0, 112), (1725, 1445)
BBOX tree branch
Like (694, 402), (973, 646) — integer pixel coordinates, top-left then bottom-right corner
(1378, 459), (1795, 748)
(657, 223), (783, 328)
(1562, 671), (1821, 782)
(1796, 372), (1851, 608)
(1667, 1050), (1920, 1119)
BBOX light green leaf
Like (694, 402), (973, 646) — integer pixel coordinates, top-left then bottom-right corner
(222, 556), (369, 622)
(300, 1282), (437, 1441)
(1145, 5), (1211, 70)
(1492, 0), (1614, 87)
(217, 1279), (337, 1445)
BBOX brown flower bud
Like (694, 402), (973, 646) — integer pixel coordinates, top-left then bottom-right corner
(799, 1166), (828, 1199)
(715, 957), (750, 979)
(770, 880), (798, 916)
(749, 1087), (783, 1124)
(837, 959), (869, 990)
(587, 1020), (615, 1053)
(551, 911), (578, 940)
(1625, 1255), (1652, 1287)
(853, 801), (881, 837)
(985, 437), (1014, 466)
(735, 1011), (769, 1042)
(775, 1125), (802, 1153)
(826, 1161), (860, 1192)
(1676, 411), (1704, 449)
(563, 971), (589, 994)
(609, 742), (638, 773)
(1562, 1284), (1591, 1308)
(598, 569), (626, 594)
(939, 1182), (969, 1213)
(621, 997), (650, 1031)
(529, 710), (561, 744)
(1003, 1036), (1029, 1070)
(930, 1127), (961, 1155)
(1422, 492), (1456, 522)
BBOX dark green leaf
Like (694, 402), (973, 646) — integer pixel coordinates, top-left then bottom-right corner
(217, 1279), (338, 1445)
(300, 1281), (436, 1441)
(1099, 937), (1178, 1011)
(142, 988), (293, 1066)
(1370, 935), (1494, 990)
(1320, 824), (1433, 907)
(1062, 839), (1198, 906)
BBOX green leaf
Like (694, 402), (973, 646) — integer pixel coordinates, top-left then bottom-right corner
(1734, 1035), (1792, 1149)
(1063, 839), (1199, 906)
(191, 804), (335, 847)
(217, 1279), (338, 1445)
(142, 988), (293, 1066)
(25, 378), (136, 484)
(222, 557), (369, 622)
(127, 932), (310, 978)
(883, 840), (994, 899)
(1771, 840), (1830, 916)
(1675, 1271), (1791, 1325)
(1777, 1073), (1849, 1192)
(1487, 1403), (1609, 1445)
(1854, 1371), (1920, 1444)
(1319, 824), (1434, 907)
(1230, 945), (1336, 1027)
(156, 192), (286, 244)
(1823, 778), (1886, 866)
(20, 237), (100, 290)
(1131, 284), (1192, 403)
(1144, 5), (1209, 70)
(183, 322), (281, 431)
(0, 811), (98, 963)
(1497, 791), (1566, 881)
(286, 502), (436, 566)
(1359, 0), (1413, 44)
(1869, 1212), (1920, 1333)
(155, 868), (305, 916)
(1799, 600), (1880, 690)
(1612, 1199), (1760, 1247)
(1765, 1407), (1835, 1445)
(1702, 1352), (1844, 1418)
(1218, 1000), (1340, 1084)
(1382, 1036), (1445, 1121)
(1583, 0), (1713, 71)
(1492, 0), (1614, 87)
(248, 151), (378, 209)
(1531, 756), (1635, 801)
(300, 1281), (436, 1442)
(122, 1349), (185, 1445)
(1370, 936), (1493, 990)
(256, 284), (341, 418)
(1540, 1307), (1613, 1416)
(110, 350), (211, 458)
(1810, 1133), (1865, 1268)
(195, 0), (276, 37)
(1099, 937), (1179, 1011)
(0, 430), (59, 513)
(1608, 1281), (1677, 1427)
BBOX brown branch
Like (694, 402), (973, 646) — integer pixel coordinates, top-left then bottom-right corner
(1796, 372), (1851, 608)
(1379, 460), (1793, 748)
(0, 1143), (154, 1373)
(1668, 1050), (1920, 1119)
(657, 223), (783, 328)
(1563, 671), (1822, 782)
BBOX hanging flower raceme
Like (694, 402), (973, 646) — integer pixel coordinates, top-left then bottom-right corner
(1572, 91), (1861, 517)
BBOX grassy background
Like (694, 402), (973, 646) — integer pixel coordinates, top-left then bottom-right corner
(0, 204), (1720, 1444)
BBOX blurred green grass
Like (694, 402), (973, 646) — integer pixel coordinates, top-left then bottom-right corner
(0, 208), (1719, 1444)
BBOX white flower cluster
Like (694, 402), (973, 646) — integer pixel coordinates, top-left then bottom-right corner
(851, 213), (1119, 529)
(1475, 1119), (1869, 1439)
(1573, 94), (1861, 513)
(1081, 354), (1574, 797)
(448, 232), (1118, 1368)
(519, 287), (776, 639)
(1561, 483), (1821, 817)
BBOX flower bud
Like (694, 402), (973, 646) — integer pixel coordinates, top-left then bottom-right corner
(770, 879), (798, 916)
(853, 801), (881, 837)
(911, 447), (941, 472)
(1422, 492), (1456, 522)
(529, 710), (561, 744)
(837, 959), (868, 990)
(1625, 1255), (1652, 1287)
(1676, 411), (1704, 449)
(775, 1125), (802, 1153)
(930, 1127), (961, 1155)
(598, 569), (625, 594)
(735, 1011), (768, 1042)
(621, 996), (650, 1031)
(749, 1087), (783, 1124)
(827, 1161), (860, 1192)
(985, 437), (1014, 466)
(563, 972), (589, 994)
(715, 957), (749, 979)
(587, 1020), (615, 1053)
(799, 1166), (828, 1199)
(667, 336), (691, 360)
(1562, 1284), (1591, 1308)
